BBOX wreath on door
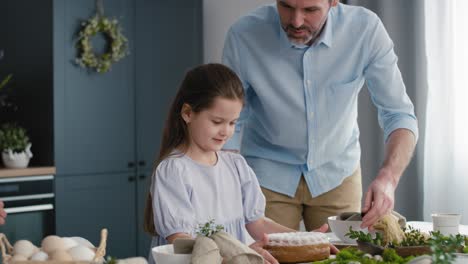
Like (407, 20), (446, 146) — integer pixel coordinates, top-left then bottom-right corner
(75, 0), (128, 73)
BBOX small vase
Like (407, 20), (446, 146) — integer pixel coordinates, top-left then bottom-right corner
(1, 143), (33, 169)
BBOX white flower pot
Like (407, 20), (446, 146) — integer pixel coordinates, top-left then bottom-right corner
(2, 143), (33, 169)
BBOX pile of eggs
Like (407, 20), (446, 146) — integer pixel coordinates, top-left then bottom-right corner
(11, 235), (99, 262)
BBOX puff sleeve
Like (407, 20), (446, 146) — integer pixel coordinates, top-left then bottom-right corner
(151, 159), (196, 239)
(232, 154), (266, 224)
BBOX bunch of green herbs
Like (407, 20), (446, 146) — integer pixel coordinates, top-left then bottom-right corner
(195, 219), (224, 237)
(313, 248), (414, 264)
(430, 231), (465, 264)
(346, 227), (384, 246)
(398, 226), (430, 247)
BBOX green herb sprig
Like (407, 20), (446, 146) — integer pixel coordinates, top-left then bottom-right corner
(398, 226), (430, 247)
(430, 231), (465, 264)
(195, 219), (224, 237)
(346, 226), (384, 246)
(104, 256), (117, 264)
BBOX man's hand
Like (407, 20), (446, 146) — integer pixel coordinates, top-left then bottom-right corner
(249, 234), (279, 264)
(0, 200), (7, 225)
(360, 129), (416, 229)
(360, 169), (397, 229)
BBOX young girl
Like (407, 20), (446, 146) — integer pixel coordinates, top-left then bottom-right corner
(143, 64), (329, 264)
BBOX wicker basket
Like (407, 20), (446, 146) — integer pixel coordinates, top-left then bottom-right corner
(0, 228), (108, 264)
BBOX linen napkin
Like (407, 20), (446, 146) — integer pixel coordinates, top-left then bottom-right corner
(191, 236), (223, 264)
(210, 231), (263, 264)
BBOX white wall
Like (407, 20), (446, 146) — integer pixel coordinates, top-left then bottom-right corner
(203, 0), (274, 63)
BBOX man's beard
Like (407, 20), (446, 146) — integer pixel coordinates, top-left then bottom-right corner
(285, 25), (317, 45)
(284, 15), (328, 46)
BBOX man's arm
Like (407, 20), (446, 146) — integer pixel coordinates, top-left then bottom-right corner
(361, 128), (416, 228)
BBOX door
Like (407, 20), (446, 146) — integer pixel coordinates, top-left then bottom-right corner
(54, 0), (136, 175)
(55, 173), (137, 258)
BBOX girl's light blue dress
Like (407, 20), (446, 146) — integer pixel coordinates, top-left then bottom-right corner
(148, 151), (266, 264)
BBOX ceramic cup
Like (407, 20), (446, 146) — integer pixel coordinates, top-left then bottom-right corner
(432, 213), (461, 235)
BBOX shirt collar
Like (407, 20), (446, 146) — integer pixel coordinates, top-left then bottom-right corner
(277, 7), (334, 50)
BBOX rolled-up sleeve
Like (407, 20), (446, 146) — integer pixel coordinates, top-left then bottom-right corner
(151, 160), (196, 239)
(364, 15), (419, 143)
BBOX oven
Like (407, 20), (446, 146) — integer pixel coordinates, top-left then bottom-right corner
(0, 175), (55, 247)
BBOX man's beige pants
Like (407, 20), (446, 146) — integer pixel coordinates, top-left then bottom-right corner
(261, 167), (362, 231)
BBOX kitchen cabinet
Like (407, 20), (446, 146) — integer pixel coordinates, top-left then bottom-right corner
(53, 0), (202, 258)
(55, 173), (137, 256)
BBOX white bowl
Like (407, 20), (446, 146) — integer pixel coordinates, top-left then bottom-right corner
(328, 215), (368, 243)
(151, 244), (191, 264)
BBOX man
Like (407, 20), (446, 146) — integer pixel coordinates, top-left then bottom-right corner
(222, 0), (417, 231)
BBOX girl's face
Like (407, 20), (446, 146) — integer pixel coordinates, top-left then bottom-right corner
(182, 97), (243, 154)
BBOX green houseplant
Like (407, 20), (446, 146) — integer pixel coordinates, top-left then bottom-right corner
(0, 123), (33, 168)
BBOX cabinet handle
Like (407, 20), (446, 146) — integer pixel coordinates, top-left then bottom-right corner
(138, 160), (146, 167)
(139, 174), (147, 180)
(128, 162), (135, 168)
(128, 176), (136, 182)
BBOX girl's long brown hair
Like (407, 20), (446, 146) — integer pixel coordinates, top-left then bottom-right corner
(144, 63), (244, 236)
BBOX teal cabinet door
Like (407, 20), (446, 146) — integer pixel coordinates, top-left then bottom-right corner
(54, 0), (136, 175)
(55, 173), (137, 258)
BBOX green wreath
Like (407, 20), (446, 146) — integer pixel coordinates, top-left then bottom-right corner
(76, 15), (128, 73)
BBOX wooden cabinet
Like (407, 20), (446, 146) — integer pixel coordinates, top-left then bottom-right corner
(53, 0), (202, 258)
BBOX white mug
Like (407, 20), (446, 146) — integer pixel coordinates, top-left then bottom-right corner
(432, 213), (461, 235)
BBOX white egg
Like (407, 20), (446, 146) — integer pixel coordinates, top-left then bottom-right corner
(68, 245), (96, 261)
(42, 235), (66, 253)
(30, 251), (49, 261)
(51, 250), (73, 261)
(70, 236), (95, 248)
(61, 237), (79, 250)
(11, 254), (28, 261)
(117, 259), (127, 264)
(13, 240), (37, 258)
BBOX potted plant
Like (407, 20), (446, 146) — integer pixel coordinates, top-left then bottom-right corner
(0, 123), (33, 168)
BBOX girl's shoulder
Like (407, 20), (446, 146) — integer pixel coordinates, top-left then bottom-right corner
(218, 151), (250, 169)
(155, 153), (189, 176)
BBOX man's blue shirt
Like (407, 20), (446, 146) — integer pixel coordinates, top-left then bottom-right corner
(222, 3), (418, 197)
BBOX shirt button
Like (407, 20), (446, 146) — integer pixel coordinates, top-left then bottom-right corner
(306, 80), (311, 85)
(310, 112), (314, 118)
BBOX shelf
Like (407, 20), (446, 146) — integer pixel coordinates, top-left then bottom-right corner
(0, 166), (56, 178)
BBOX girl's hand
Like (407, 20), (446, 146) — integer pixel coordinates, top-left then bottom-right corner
(312, 223), (339, 254)
(249, 234), (279, 264)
